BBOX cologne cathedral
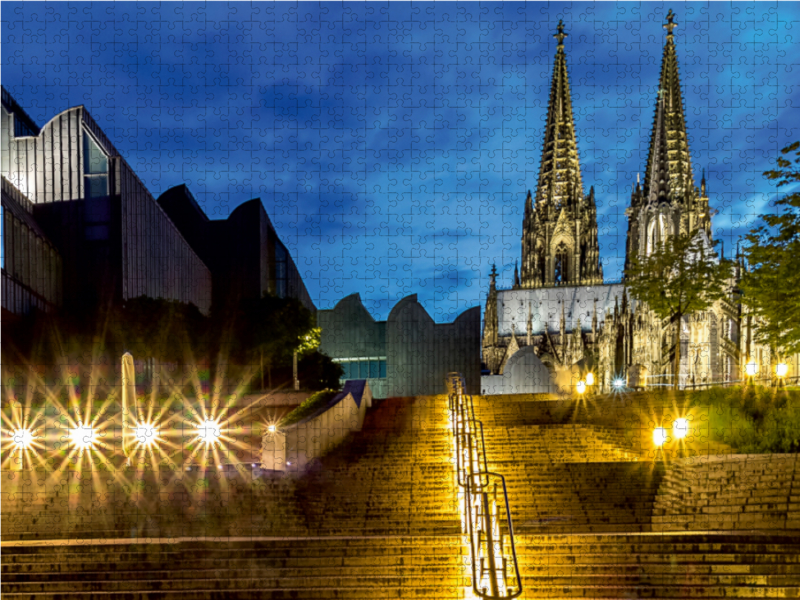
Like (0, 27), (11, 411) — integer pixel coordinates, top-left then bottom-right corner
(482, 12), (770, 393)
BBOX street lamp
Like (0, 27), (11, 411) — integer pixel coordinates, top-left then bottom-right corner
(673, 418), (689, 440)
(776, 362), (788, 378)
(576, 380), (586, 395)
(585, 372), (595, 386)
(653, 427), (668, 447)
(745, 360), (758, 384)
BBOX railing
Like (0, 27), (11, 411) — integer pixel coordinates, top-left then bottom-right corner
(447, 372), (522, 599)
(645, 374), (800, 390)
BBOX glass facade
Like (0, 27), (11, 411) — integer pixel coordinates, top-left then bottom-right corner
(337, 358), (387, 381)
(83, 131), (108, 199)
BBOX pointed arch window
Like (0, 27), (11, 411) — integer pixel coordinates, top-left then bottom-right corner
(554, 241), (569, 285)
(646, 213), (669, 255)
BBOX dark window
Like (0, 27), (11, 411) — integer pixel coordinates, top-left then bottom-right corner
(379, 360), (387, 378)
(369, 360), (379, 379)
(554, 241), (568, 284)
(275, 241), (288, 298)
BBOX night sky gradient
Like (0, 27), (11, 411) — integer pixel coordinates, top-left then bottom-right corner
(2, 2), (799, 321)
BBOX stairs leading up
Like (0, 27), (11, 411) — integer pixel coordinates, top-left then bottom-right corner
(1, 394), (467, 599)
(0, 536), (468, 599)
(515, 532), (800, 598)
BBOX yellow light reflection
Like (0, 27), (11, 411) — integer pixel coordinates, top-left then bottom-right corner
(673, 418), (689, 439)
(134, 423), (158, 446)
(653, 427), (668, 447)
(69, 424), (96, 449)
(197, 419), (221, 445)
(12, 428), (35, 449)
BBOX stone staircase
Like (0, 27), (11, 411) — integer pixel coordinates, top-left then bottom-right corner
(471, 392), (800, 598)
(1, 395), (467, 599)
(515, 533), (800, 598)
(4, 389), (800, 599)
(654, 454), (800, 532)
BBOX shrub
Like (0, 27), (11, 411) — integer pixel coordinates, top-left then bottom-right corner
(279, 389), (339, 427)
(689, 385), (800, 453)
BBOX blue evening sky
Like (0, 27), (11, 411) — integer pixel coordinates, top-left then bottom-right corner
(2, 2), (799, 321)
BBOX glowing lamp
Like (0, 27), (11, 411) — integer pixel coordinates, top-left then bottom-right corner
(776, 363), (788, 378)
(12, 428), (34, 449)
(585, 372), (595, 386)
(653, 427), (668, 447)
(134, 423), (157, 446)
(197, 420), (220, 445)
(613, 379), (625, 389)
(267, 424), (277, 433)
(70, 425), (96, 449)
(745, 361), (758, 377)
(576, 380), (586, 395)
(673, 418), (689, 440)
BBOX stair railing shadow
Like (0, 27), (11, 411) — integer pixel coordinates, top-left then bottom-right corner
(447, 372), (522, 599)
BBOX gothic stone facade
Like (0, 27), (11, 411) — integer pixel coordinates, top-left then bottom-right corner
(483, 13), (771, 393)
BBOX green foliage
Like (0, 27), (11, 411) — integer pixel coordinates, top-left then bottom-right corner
(741, 141), (800, 356)
(625, 230), (732, 388)
(625, 231), (732, 322)
(690, 385), (800, 453)
(279, 389), (339, 427)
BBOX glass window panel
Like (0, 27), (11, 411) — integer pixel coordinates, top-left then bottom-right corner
(369, 360), (379, 379)
(85, 176), (108, 199)
(83, 132), (108, 175)
(380, 360), (386, 378)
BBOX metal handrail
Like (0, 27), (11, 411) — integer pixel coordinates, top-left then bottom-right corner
(447, 373), (522, 599)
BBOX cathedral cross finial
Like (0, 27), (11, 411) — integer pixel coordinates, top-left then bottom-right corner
(664, 10), (678, 38)
(554, 20), (568, 48)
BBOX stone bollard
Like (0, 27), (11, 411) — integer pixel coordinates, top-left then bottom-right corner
(261, 429), (286, 471)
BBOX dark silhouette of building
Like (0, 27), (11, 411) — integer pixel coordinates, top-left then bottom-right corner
(1, 87), (314, 327)
(1, 87), (212, 316)
(157, 185), (314, 313)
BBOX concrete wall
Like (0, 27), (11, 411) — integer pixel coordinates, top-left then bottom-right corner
(481, 345), (556, 395)
(318, 293), (386, 359)
(653, 454), (800, 531)
(319, 293), (480, 397)
(387, 295), (481, 397)
(261, 380), (372, 472)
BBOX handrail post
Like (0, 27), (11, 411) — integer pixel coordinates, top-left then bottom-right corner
(482, 489), (500, 596)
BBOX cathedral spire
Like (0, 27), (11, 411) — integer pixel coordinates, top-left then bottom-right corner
(519, 21), (603, 289)
(643, 9), (694, 205)
(535, 19), (583, 209)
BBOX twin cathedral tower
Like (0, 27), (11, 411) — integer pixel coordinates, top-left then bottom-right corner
(482, 11), (748, 392)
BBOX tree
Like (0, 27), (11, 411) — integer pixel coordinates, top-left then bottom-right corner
(236, 294), (317, 390)
(740, 141), (800, 357)
(625, 231), (732, 389)
(298, 351), (344, 391)
(109, 297), (208, 382)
